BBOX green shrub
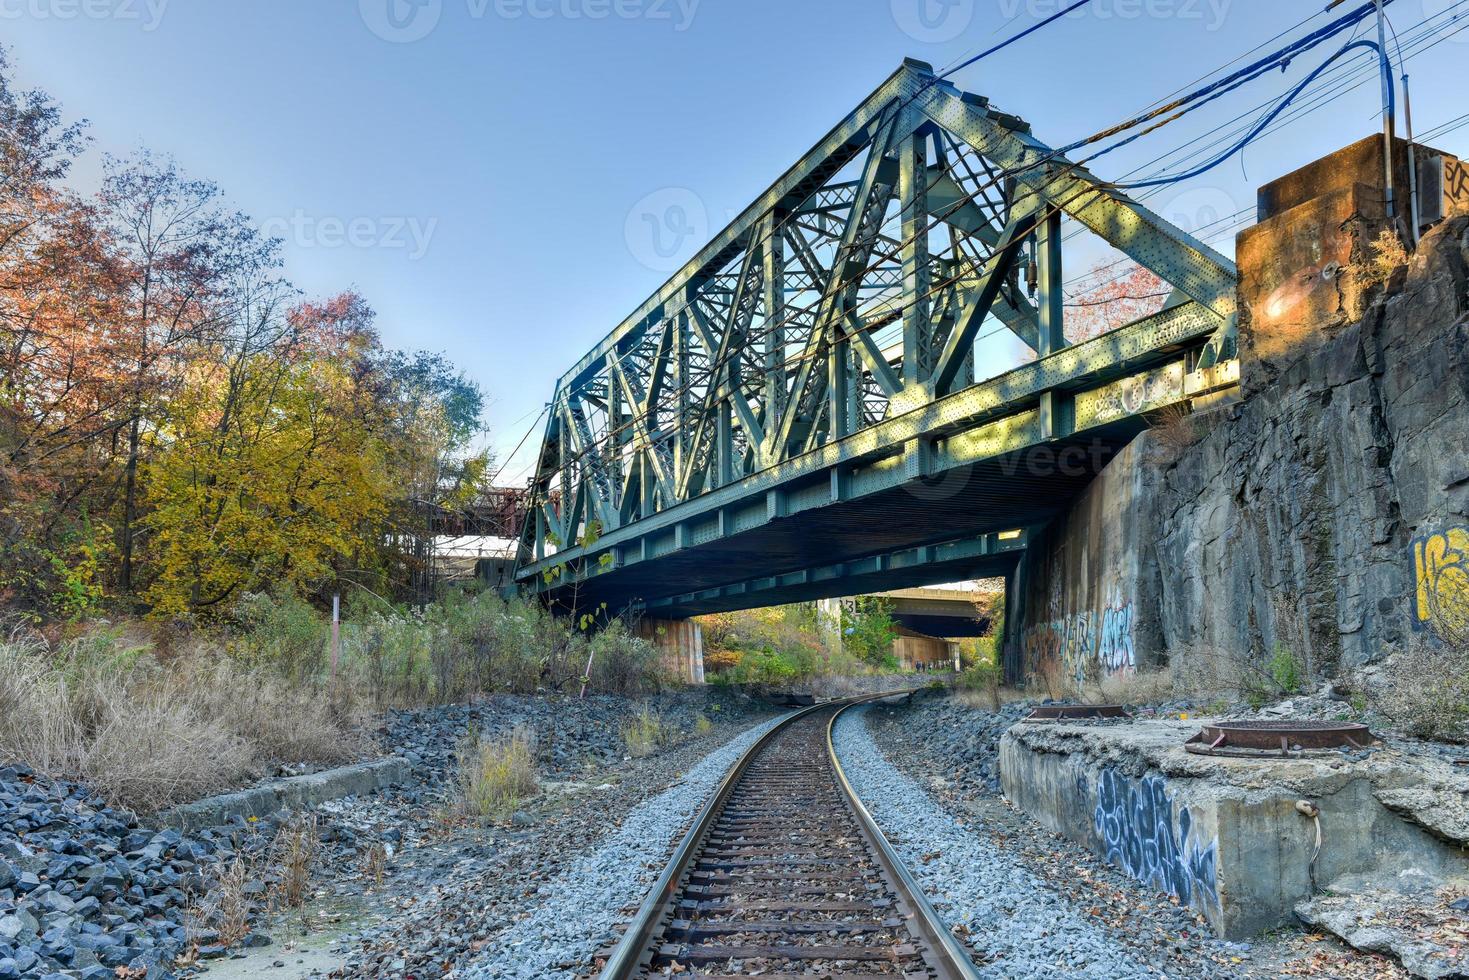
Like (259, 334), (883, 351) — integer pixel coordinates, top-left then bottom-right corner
(585, 620), (667, 695)
(842, 597), (897, 666)
(232, 591), (327, 684)
(1267, 644), (1304, 695)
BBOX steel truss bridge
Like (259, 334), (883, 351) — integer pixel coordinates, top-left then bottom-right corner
(514, 59), (1240, 618)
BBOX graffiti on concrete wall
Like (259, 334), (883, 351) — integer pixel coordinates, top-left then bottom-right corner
(1023, 599), (1136, 683)
(1098, 601), (1137, 675)
(1412, 526), (1469, 639)
(1092, 768), (1219, 913)
(1445, 157), (1469, 210)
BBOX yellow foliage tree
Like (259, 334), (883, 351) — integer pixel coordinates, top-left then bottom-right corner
(140, 344), (392, 616)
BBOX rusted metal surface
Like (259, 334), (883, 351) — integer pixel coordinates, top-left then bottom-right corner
(595, 696), (980, 979)
(1026, 704), (1132, 721)
(1186, 719), (1376, 757)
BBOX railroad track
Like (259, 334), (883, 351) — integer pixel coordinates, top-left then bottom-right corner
(595, 695), (980, 979)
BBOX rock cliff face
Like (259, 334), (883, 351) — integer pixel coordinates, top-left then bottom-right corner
(1017, 215), (1469, 685)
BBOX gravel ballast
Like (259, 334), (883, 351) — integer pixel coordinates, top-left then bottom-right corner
(463, 711), (791, 979)
(833, 704), (1162, 978)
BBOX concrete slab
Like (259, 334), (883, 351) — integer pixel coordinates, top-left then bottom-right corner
(160, 757), (411, 832)
(1000, 719), (1469, 939)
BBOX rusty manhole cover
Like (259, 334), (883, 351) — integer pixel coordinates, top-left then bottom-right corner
(1026, 704), (1132, 721)
(1186, 719), (1375, 757)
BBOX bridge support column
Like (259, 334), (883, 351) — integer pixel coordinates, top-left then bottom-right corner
(636, 618), (706, 685)
(1002, 558), (1028, 686)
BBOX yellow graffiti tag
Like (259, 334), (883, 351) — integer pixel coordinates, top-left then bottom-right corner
(1414, 526), (1469, 639)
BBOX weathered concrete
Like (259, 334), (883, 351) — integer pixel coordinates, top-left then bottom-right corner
(1015, 204), (1469, 686)
(1013, 438), (1159, 688)
(636, 617), (706, 684)
(1000, 720), (1469, 938)
(160, 757), (411, 832)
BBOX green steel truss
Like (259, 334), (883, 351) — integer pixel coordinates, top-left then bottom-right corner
(516, 59), (1239, 607)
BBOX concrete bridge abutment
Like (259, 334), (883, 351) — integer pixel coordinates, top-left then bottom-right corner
(1009, 135), (1469, 693)
(635, 617), (706, 685)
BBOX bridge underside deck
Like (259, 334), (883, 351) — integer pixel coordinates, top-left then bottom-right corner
(540, 426), (1137, 618)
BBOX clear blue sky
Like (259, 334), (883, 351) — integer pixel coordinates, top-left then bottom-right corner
(9, 0), (1468, 481)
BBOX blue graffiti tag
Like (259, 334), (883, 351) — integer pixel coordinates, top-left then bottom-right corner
(1092, 768), (1218, 911)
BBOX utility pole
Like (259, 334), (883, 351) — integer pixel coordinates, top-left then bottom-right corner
(1375, 0), (1396, 221)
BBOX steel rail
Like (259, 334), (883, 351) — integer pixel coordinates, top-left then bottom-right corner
(825, 698), (983, 978)
(594, 690), (981, 979)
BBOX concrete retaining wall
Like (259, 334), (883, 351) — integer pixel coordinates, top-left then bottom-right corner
(1001, 721), (1467, 938)
(160, 757), (411, 832)
(1013, 211), (1469, 687)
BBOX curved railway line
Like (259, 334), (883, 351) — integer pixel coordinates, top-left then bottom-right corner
(595, 695), (981, 979)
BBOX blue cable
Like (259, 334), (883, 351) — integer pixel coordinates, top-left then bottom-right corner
(1049, 0), (1391, 161)
(936, 0), (1096, 81)
(1113, 38), (1392, 189)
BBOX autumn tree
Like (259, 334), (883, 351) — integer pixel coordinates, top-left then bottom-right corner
(0, 47), (122, 612)
(141, 291), (395, 615)
(0, 50), (493, 618)
(373, 349), (489, 600)
(96, 150), (266, 596)
(1063, 259), (1172, 343)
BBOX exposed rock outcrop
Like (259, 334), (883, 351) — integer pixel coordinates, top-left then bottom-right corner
(1016, 213), (1469, 681)
(1156, 214), (1469, 673)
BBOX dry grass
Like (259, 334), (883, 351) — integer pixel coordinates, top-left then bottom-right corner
(189, 852), (262, 948)
(457, 728), (539, 821)
(1355, 228), (1410, 289)
(1034, 656), (1076, 701)
(1146, 403), (1203, 461)
(0, 628), (368, 812)
(622, 705), (671, 758)
(1092, 668), (1175, 706)
(1372, 633), (1469, 742)
(360, 839), (388, 888)
(269, 812), (319, 911)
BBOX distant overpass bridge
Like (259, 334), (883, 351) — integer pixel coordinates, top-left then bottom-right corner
(514, 59), (1239, 621)
(879, 586), (993, 638)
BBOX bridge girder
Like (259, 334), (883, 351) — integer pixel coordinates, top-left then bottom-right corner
(517, 59), (1240, 616)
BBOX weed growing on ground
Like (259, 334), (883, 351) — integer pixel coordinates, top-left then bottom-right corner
(692, 712), (713, 736)
(188, 852), (262, 948)
(959, 659), (1002, 710)
(622, 706), (671, 758)
(1093, 668), (1175, 706)
(270, 812), (319, 911)
(1267, 644), (1304, 695)
(360, 839), (388, 888)
(457, 728), (539, 821)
